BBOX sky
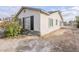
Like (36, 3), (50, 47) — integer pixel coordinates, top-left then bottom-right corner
(0, 6), (79, 22)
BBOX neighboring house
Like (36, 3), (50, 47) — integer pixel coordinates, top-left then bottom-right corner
(68, 20), (76, 26)
(16, 7), (63, 36)
(3, 17), (13, 21)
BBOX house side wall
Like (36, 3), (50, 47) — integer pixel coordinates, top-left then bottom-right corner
(40, 12), (63, 36)
(40, 13), (48, 36)
(17, 9), (40, 32)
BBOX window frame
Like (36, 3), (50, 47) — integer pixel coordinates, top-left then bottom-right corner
(48, 18), (53, 28)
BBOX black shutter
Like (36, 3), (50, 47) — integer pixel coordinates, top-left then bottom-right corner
(23, 17), (25, 29)
(30, 16), (34, 30)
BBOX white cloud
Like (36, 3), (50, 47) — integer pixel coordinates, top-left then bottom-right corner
(0, 6), (21, 18)
(0, 6), (79, 22)
(61, 6), (79, 22)
(48, 6), (77, 22)
(71, 6), (79, 10)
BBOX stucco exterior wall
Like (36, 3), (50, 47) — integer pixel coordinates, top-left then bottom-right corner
(40, 12), (63, 36)
(17, 9), (40, 32)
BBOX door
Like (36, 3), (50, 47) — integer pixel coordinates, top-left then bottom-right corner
(23, 16), (34, 30)
(23, 17), (30, 30)
(23, 18), (25, 29)
(30, 16), (34, 30)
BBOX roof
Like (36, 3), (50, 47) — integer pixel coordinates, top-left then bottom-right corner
(48, 11), (60, 14)
(16, 6), (63, 20)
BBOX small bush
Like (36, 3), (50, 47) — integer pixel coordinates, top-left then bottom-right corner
(76, 19), (79, 28)
(76, 16), (79, 28)
(2, 17), (22, 37)
(0, 21), (9, 29)
(77, 23), (79, 28)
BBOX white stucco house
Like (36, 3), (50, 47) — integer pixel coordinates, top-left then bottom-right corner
(16, 7), (63, 36)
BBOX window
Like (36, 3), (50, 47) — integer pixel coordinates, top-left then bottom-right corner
(56, 19), (58, 25)
(49, 18), (53, 27)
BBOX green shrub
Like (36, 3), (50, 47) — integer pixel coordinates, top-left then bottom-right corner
(4, 18), (22, 37)
(0, 21), (9, 29)
(76, 16), (79, 28)
(77, 22), (79, 28)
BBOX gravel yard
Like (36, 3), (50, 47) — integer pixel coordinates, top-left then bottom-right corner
(0, 26), (79, 52)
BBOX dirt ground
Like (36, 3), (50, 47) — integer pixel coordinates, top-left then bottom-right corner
(0, 26), (79, 52)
